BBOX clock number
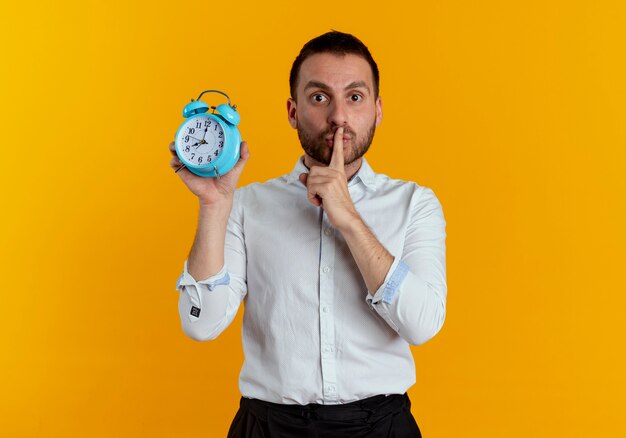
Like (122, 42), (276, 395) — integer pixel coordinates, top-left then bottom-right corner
(185, 135), (190, 142)
(198, 156), (203, 164)
(208, 156), (212, 162)
(214, 124), (218, 131)
(218, 132), (223, 138)
(188, 127), (195, 134)
(205, 121), (210, 127)
(191, 153), (195, 160)
(196, 121), (201, 129)
(214, 150), (219, 156)
(219, 141), (223, 148)
(184, 146), (190, 152)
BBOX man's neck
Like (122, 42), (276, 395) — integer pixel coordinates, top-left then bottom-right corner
(302, 154), (363, 181)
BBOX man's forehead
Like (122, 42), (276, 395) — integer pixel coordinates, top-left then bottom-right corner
(298, 53), (374, 91)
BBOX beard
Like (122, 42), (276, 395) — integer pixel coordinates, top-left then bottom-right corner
(297, 121), (377, 166)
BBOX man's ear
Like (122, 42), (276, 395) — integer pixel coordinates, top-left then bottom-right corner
(287, 98), (298, 129)
(375, 95), (383, 127)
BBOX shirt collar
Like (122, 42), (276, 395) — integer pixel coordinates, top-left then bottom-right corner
(285, 156), (377, 191)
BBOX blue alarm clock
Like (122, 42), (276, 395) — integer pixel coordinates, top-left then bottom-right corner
(174, 90), (241, 178)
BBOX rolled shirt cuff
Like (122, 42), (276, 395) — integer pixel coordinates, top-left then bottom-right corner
(366, 257), (410, 306)
(175, 260), (230, 319)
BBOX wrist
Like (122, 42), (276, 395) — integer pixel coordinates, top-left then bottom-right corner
(198, 198), (233, 223)
(199, 196), (233, 209)
(336, 209), (365, 235)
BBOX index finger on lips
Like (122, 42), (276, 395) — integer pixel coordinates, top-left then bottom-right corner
(329, 127), (344, 170)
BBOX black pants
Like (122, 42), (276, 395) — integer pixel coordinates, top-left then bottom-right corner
(227, 393), (422, 438)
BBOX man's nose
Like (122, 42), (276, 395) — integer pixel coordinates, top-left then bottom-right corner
(327, 100), (348, 127)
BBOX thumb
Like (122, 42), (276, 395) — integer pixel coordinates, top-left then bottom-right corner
(230, 141), (250, 175)
(237, 141), (251, 165)
(299, 172), (308, 186)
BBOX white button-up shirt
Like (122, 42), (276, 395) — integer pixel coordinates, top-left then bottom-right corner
(175, 157), (447, 405)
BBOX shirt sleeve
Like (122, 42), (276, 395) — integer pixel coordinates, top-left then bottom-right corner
(174, 189), (248, 341)
(365, 186), (447, 346)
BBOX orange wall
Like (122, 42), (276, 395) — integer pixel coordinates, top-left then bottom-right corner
(2, 1), (625, 436)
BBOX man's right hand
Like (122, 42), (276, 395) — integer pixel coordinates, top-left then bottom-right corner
(169, 141), (250, 205)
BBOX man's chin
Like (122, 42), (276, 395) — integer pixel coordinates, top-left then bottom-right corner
(302, 146), (330, 165)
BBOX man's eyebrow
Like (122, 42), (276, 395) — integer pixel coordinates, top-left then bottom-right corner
(344, 81), (370, 93)
(303, 80), (371, 93)
(304, 81), (331, 92)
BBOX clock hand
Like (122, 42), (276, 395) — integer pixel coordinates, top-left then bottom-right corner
(180, 141), (202, 150)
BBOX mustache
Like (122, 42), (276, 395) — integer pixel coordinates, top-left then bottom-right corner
(319, 126), (357, 140)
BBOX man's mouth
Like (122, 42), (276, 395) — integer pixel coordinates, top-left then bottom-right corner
(325, 136), (351, 147)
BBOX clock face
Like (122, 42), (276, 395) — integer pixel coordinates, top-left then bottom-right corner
(176, 116), (225, 167)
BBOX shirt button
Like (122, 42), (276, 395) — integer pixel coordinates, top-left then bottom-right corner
(322, 306), (329, 313)
(322, 266), (330, 273)
(327, 385), (335, 392)
(324, 228), (332, 236)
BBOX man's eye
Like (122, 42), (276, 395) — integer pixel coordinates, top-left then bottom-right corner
(351, 94), (363, 102)
(312, 94), (327, 103)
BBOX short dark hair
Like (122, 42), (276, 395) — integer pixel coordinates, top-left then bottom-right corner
(289, 31), (380, 100)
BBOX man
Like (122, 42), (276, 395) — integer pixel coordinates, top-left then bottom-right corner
(169, 31), (447, 437)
